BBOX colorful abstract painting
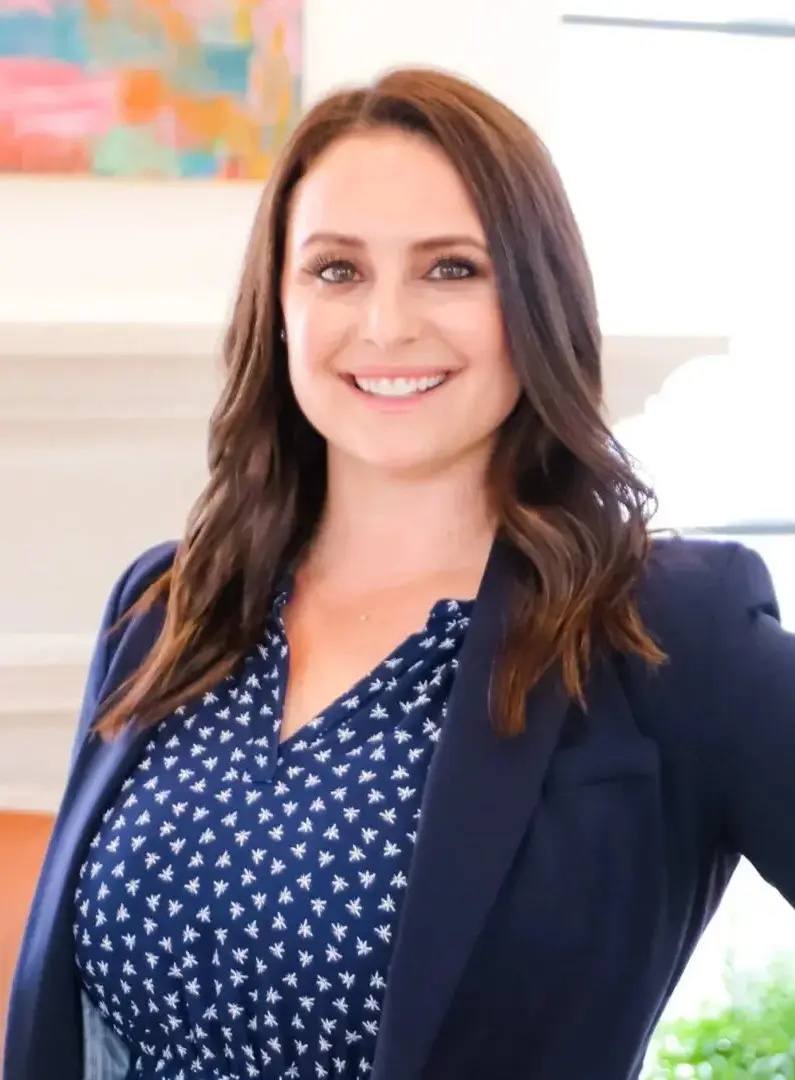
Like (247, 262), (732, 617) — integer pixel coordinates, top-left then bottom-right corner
(0, 0), (302, 178)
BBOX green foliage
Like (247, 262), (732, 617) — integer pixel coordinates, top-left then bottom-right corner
(647, 963), (795, 1079)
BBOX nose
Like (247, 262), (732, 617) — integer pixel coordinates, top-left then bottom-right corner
(360, 278), (420, 350)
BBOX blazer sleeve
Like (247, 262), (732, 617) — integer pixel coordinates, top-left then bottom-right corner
(68, 541), (178, 766)
(703, 543), (795, 903)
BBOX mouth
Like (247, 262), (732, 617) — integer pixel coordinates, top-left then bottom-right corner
(347, 373), (450, 399)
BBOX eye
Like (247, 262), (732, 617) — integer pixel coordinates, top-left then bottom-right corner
(309, 257), (360, 284)
(427, 257), (479, 281)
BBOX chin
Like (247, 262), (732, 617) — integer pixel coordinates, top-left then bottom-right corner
(362, 452), (441, 478)
(349, 439), (471, 481)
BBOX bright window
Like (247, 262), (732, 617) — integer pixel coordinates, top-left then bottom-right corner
(555, 5), (794, 336)
(563, 3), (795, 26)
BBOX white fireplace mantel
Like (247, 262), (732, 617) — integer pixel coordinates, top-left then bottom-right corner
(0, 318), (728, 812)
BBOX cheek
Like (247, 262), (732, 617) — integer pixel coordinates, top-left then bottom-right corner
(285, 311), (339, 394)
(287, 305), (352, 395)
(286, 346), (328, 418)
(484, 361), (521, 435)
(449, 307), (518, 404)
(286, 333), (348, 438)
(287, 309), (330, 365)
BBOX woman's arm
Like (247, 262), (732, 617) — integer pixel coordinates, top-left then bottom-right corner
(701, 544), (795, 903)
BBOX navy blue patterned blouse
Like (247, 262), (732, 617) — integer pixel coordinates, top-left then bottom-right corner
(73, 586), (472, 1079)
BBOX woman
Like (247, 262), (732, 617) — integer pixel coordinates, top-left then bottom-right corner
(6, 67), (795, 1080)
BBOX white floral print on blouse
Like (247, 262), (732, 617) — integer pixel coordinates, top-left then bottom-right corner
(74, 589), (472, 1079)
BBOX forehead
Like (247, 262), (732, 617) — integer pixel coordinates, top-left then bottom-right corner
(287, 129), (484, 242)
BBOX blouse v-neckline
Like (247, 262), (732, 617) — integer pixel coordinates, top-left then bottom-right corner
(262, 586), (475, 770)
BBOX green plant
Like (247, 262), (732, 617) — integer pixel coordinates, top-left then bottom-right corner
(646, 962), (795, 1078)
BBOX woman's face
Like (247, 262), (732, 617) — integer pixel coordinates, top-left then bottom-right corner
(280, 128), (520, 478)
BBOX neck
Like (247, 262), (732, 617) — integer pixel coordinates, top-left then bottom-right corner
(306, 450), (497, 590)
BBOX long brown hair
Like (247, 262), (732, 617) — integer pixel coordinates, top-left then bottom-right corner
(97, 67), (664, 740)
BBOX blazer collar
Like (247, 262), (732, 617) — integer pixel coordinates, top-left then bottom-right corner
(372, 540), (571, 1080)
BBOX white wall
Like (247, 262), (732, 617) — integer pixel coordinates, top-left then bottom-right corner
(0, 0), (561, 327)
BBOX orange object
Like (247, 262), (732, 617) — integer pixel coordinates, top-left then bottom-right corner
(120, 68), (165, 125)
(85, 0), (111, 18)
(0, 812), (54, 1065)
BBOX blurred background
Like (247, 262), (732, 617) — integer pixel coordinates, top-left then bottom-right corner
(1, 1), (794, 1071)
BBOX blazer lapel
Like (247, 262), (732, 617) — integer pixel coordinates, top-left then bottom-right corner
(6, 608), (163, 1080)
(372, 543), (571, 1080)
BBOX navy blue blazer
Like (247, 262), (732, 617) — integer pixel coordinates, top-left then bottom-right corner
(7, 536), (795, 1080)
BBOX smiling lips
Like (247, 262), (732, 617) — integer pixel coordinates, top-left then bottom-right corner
(351, 374), (448, 398)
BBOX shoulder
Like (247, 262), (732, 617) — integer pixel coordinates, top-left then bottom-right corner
(623, 535), (791, 776)
(102, 538), (178, 666)
(110, 540), (179, 621)
(637, 535), (778, 644)
(95, 541), (178, 685)
(619, 535), (782, 746)
(68, 541), (178, 762)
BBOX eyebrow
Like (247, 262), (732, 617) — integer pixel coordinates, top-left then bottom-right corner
(299, 231), (488, 253)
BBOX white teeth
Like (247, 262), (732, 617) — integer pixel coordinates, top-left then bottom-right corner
(353, 374), (447, 397)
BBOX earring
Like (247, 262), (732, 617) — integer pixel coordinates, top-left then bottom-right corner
(279, 327), (287, 343)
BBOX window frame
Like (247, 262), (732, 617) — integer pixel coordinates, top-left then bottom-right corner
(680, 522), (795, 537)
(561, 11), (795, 37)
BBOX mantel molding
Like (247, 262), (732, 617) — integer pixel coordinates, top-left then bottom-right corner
(0, 634), (93, 718)
(0, 321), (224, 423)
(0, 319), (225, 362)
(0, 318), (730, 423)
(0, 635), (94, 813)
(0, 317), (728, 363)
